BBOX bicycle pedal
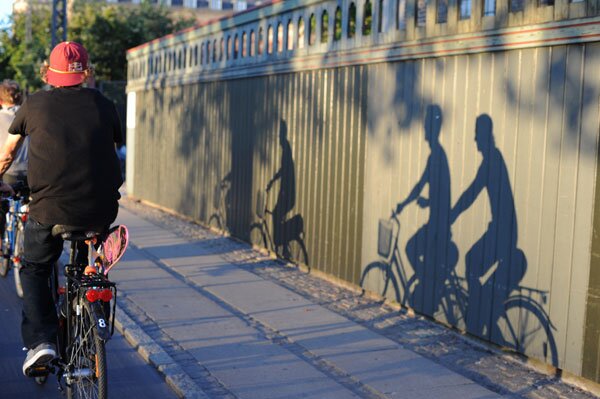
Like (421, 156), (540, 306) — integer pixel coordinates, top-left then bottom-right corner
(26, 365), (50, 377)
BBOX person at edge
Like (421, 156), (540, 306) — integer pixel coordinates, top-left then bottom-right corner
(0, 41), (123, 376)
(0, 80), (29, 236)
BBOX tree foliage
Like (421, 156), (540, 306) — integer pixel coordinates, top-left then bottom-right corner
(69, 0), (195, 82)
(0, 0), (195, 90)
(0, 7), (52, 91)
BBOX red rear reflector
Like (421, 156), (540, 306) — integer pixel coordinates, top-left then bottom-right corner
(99, 289), (113, 302)
(21, 214), (27, 222)
(57, 286), (66, 295)
(86, 289), (99, 302)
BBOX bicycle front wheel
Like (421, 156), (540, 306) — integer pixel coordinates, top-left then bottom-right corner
(360, 261), (401, 303)
(66, 300), (107, 399)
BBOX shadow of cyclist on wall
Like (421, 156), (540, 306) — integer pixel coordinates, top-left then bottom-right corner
(266, 120), (308, 266)
(395, 104), (458, 316)
(450, 114), (527, 341)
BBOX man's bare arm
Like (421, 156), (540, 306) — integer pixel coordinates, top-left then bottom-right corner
(0, 133), (24, 178)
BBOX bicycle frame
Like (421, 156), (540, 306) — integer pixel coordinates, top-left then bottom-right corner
(384, 216), (414, 305)
(373, 214), (464, 311)
(3, 197), (27, 259)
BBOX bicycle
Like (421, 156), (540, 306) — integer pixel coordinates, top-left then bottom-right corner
(0, 180), (30, 298)
(361, 213), (558, 366)
(26, 224), (129, 399)
(249, 189), (309, 267)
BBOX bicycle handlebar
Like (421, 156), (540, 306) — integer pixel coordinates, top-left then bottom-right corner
(389, 210), (401, 226)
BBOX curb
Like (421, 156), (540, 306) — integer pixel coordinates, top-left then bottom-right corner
(113, 300), (210, 399)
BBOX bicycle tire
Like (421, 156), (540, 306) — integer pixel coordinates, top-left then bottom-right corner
(208, 214), (223, 231)
(286, 238), (309, 267)
(498, 296), (559, 367)
(13, 222), (24, 298)
(66, 300), (107, 399)
(249, 223), (269, 250)
(360, 261), (401, 303)
(0, 228), (11, 277)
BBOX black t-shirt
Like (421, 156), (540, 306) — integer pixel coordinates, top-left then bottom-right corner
(9, 87), (123, 227)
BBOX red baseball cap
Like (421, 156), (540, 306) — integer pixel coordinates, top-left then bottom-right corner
(47, 41), (89, 87)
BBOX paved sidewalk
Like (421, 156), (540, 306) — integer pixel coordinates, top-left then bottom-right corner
(111, 198), (598, 399)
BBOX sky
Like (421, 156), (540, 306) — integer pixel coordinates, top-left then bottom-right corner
(0, 2), (11, 30)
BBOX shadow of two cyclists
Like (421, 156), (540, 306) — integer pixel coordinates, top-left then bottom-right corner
(362, 108), (557, 365)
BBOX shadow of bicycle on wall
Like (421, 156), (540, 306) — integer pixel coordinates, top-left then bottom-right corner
(361, 109), (558, 367)
(361, 212), (559, 367)
(248, 120), (309, 269)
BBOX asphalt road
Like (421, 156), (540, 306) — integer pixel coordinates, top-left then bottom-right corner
(0, 267), (178, 399)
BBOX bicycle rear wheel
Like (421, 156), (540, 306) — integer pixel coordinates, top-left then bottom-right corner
(497, 296), (559, 367)
(66, 300), (107, 399)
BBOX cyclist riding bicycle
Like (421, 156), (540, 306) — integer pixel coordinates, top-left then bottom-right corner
(0, 80), (29, 235)
(0, 41), (123, 377)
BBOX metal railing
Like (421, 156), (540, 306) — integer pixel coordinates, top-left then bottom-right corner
(126, 0), (600, 84)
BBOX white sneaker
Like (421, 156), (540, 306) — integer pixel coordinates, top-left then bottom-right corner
(22, 342), (56, 376)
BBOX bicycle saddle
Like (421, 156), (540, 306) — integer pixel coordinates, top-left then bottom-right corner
(51, 225), (104, 241)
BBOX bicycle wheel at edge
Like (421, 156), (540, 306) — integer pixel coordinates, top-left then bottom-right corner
(13, 222), (24, 298)
(66, 300), (107, 399)
(0, 227), (11, 277)
(497, 296), (559, 367)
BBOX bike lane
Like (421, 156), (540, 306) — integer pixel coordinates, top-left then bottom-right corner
(111, 205), (498, 399)
(0, 250), (179, 399)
